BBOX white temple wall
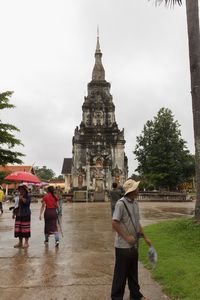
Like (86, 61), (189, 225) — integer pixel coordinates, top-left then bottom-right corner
(73, 145), (86, 168)
(64, 174), (71, 192)
(112, 144), (124, 169)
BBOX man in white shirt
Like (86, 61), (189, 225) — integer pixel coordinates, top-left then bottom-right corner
(111, 179), (152, 300)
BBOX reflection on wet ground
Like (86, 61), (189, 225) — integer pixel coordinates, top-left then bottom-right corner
(0, 201), (195, 300)
(0, 225), (13, 232)
(139, 201), (195, 225)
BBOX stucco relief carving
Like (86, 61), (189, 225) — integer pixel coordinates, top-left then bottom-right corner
(71, 38), (128, 193)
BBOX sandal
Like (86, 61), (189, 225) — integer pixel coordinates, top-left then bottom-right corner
(14, 243), (22, 248)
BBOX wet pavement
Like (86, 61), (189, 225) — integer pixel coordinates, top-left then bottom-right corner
(0, 201), (195, 300)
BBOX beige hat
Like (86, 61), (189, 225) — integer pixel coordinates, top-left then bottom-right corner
(123, 179), (140, 196)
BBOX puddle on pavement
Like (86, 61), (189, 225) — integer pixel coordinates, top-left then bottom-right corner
(142, 206), (194, 220)
(0, 226), (13, 232)
(161, 207), (193, 214)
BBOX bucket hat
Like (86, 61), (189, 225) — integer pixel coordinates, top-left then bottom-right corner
(123, 179), (140, 196)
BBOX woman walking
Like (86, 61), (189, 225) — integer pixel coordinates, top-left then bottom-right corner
(0, 185), (5, 215)
(39, 186), (60, 247)
(14, 185), (31, 248)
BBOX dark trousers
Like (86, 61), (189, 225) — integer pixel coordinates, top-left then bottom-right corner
(0, 202), (3, 213)
(111, 247), (143, 300)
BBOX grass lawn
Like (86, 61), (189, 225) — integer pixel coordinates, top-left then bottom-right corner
(139, 218), (200, 300)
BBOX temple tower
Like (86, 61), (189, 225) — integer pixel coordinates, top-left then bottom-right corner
(72, 35), (128, 200)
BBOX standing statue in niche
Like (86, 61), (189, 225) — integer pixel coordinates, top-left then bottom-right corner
(78, 174), (83, 188)
(94, 158), (104, 191)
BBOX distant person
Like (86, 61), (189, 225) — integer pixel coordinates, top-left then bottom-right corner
(14, 185), (31, 248)
(111, 179), (152, 300)
(109, 183), (123, 216)
(55, 187), (63, 216)
(39, 186), (60, 247)
(9, 190), (20, 219)
(0, 185), (5, 215)
(13, 190), (19, 205)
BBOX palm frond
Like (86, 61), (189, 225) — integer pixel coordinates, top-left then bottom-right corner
(150, 0), (182, 7)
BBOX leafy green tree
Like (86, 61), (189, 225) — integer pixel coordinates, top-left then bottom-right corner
(182, 154), (195, 182)
(130, 174), (141, 181)
(55, 175), (64, 180)
(0, 172), (7, 185)
(0, 91), (24, 165)
(34, 166), (55, 181)
(134, 108), (192, 190)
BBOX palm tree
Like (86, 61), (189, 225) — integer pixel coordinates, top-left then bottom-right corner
(150, 0), (200, 221)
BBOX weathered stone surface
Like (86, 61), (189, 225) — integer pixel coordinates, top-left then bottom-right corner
(71, 37), (128, 196)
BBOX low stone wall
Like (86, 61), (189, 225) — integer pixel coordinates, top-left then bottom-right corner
(6, 191), (189, 203)
(137, 191), (188, 202)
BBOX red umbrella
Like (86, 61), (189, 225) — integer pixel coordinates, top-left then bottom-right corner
(4, 171), (41, 184)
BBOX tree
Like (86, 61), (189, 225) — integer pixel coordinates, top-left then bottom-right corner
(34, 166), (55, 181)
(182, 154), (195, 182)
(55, 175), (64, 180)
(149, 0), (200, 220)
(134, 108), (192, 190)
(0, 172), (7, 185)
(0, 91), (24, 165)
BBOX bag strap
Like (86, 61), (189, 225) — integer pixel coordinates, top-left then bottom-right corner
(120, 199), (138, 235)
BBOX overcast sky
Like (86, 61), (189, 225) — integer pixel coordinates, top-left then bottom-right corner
(1, 0), (195, 176)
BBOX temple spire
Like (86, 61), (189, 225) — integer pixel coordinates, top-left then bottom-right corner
(96, 26), (100, 52)
(92, 29), (105, 81)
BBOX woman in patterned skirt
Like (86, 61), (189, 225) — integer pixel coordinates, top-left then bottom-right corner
(39, 186), (60, 247)
(14, 185), (31, 248)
